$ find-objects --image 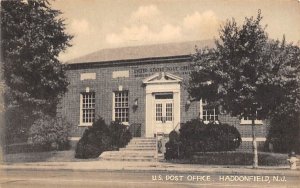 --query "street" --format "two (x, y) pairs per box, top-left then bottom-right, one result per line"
(0, 169), (299, 188)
